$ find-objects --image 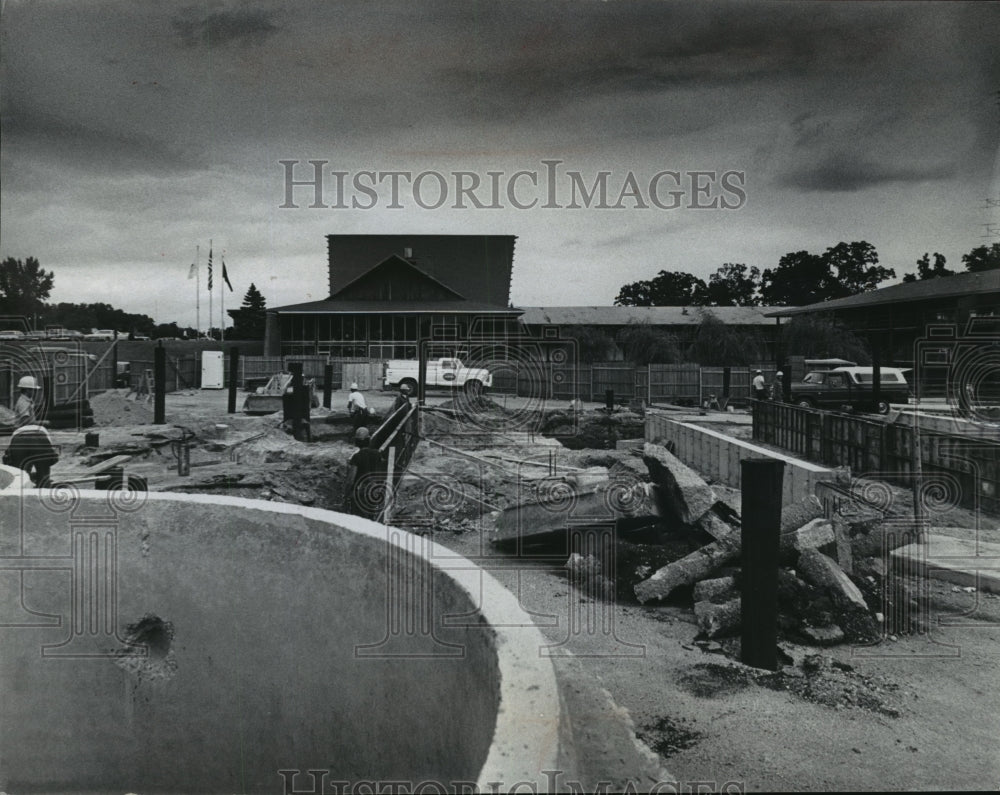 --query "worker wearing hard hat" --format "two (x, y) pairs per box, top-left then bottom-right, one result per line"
(772, 371), (785, 401)
(392, 382), (412, 414)
(14, 375), (42, 429)
(3, 422), (59, 487)
(752, 369), (767, 401)
(342, 425), (386, 520)
(347, 382), (368, 430)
